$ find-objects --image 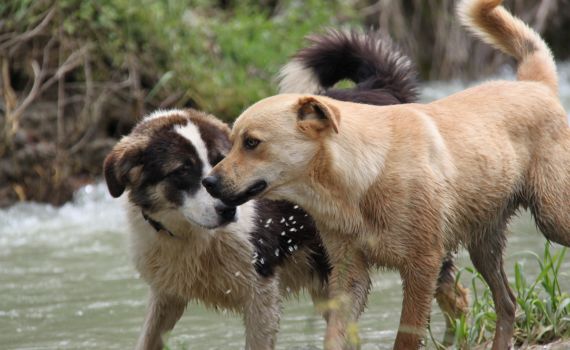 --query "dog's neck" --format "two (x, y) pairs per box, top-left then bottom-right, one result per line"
(272, 171), (371, 235)
(281, 181), (363, 233)
(313, 114), (390, 196)
(274, 120), (391, 234)
(308, 125), (389, 212)
(141, 211), (176, 237)
(132, 201), (257, 250)
(132, 206), (213, 245)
